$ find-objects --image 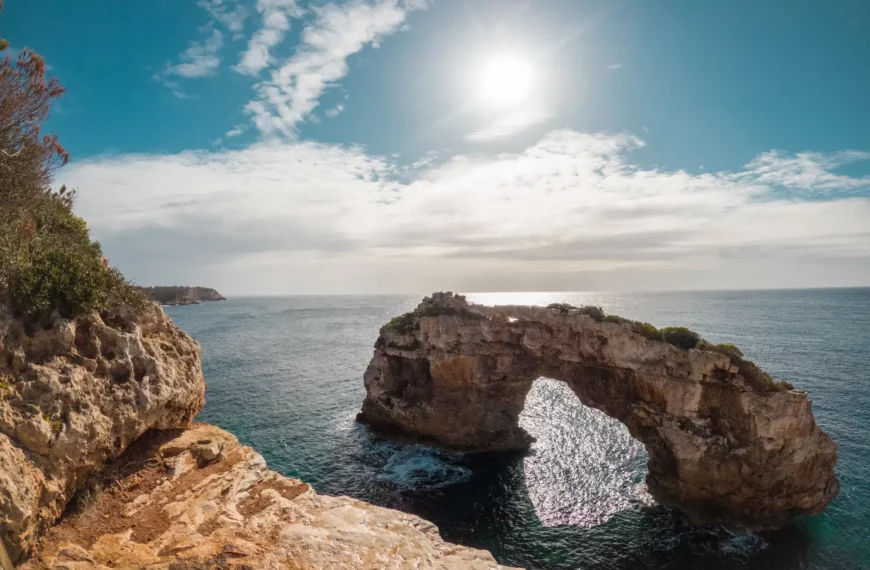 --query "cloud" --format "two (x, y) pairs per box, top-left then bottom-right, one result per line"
(155, 27), (224, 96)
(61, 130), (870, 292)
(155, 1), (248, 96)
(244, 0), (427, 136)
(739, 150), (870, 193)
(234, 0), (303, 76)
(325, 103), (345, 118)
(197, 0), (248, 39)
(225, 126), (245, 137)
(608, 63), (622, 69)
(465, 106), (553, 142)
